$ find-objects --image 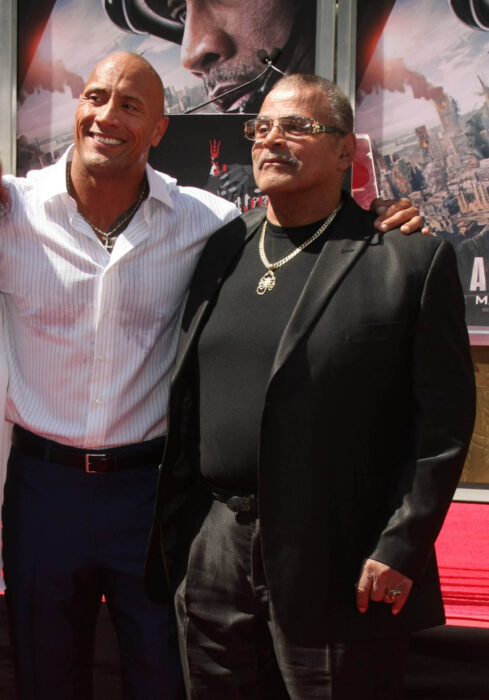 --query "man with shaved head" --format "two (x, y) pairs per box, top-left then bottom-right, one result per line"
(0, 53), (425, 698)
(0, 52), (238, 699)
